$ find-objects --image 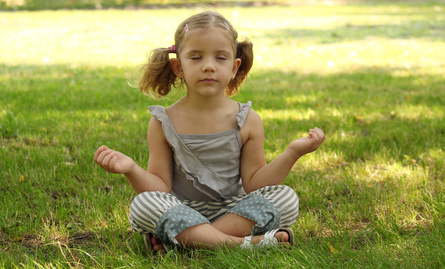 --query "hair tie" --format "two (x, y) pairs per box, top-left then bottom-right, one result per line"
(168, 45), (176, 53)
